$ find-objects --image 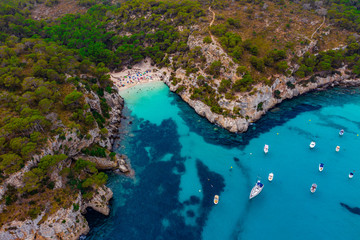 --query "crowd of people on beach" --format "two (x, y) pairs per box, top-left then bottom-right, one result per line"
(111, 68), (162, 89)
